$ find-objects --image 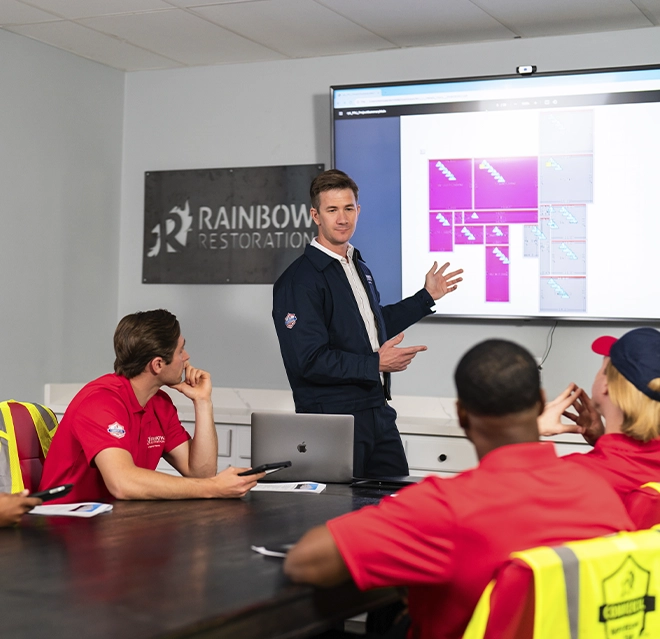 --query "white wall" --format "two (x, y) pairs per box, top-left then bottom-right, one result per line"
(0, 29), (124, 402)
(121, 26), (660, 399)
